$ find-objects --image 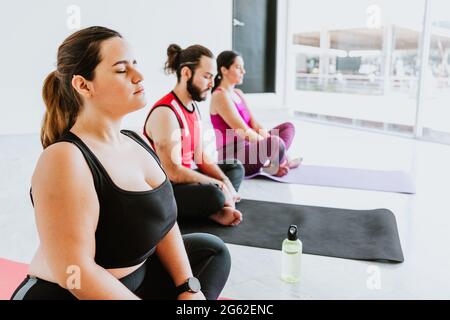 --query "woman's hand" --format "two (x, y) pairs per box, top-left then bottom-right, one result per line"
(245, 128), (264, 143)
(178, 291), (206, 300)
(258, 128), (270, 139)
